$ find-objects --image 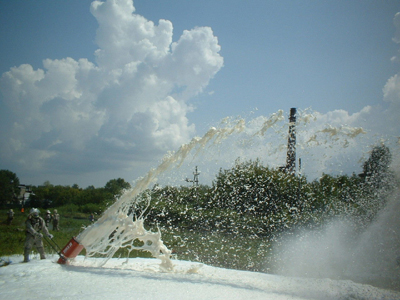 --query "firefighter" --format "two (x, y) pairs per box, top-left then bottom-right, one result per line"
(52, 209), (60, 231)
(7, 209), (14, 225)
(44, 210), (52, 228)
(24, 208), (53, 262)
